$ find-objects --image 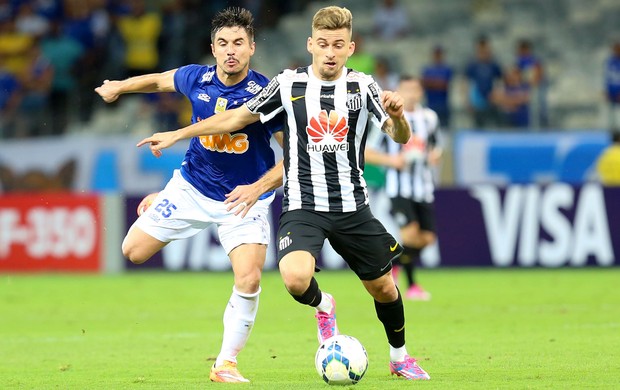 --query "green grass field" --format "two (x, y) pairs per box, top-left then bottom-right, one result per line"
(2, 268), (619, 389)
